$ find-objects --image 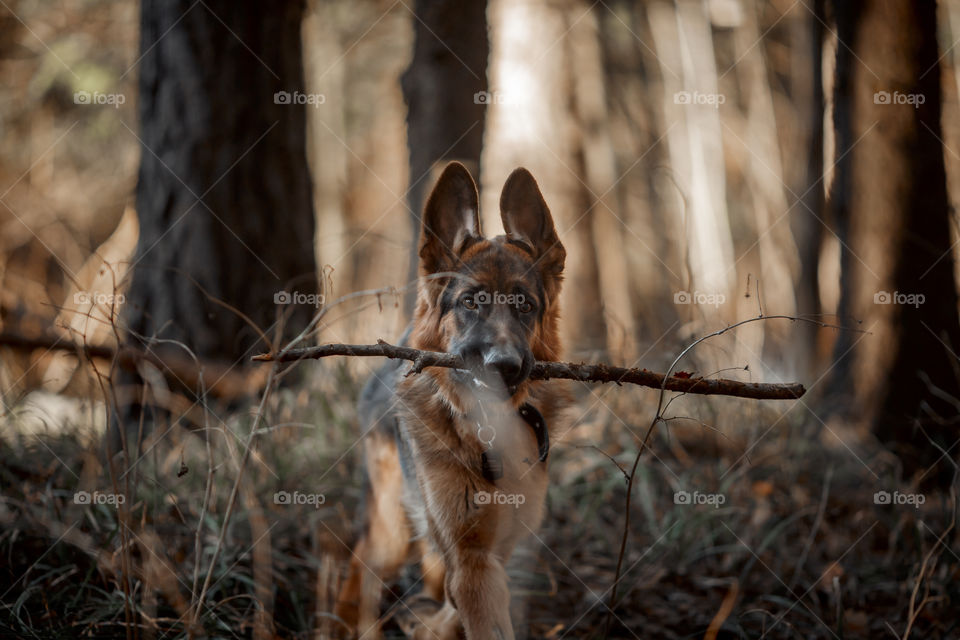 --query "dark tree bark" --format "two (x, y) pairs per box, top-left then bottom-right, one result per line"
(830, 0), (960, 486)
(791, 0), (825, 379)
(400, 0), (489, 316)
(826, 0), (857, 404)
(115, 0), (317, 443)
